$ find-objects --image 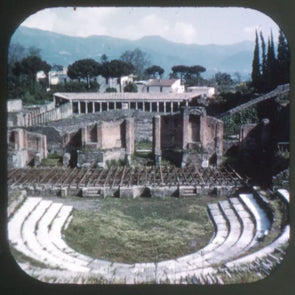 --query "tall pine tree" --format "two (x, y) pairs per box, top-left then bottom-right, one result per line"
(251, 30), (261, 92)
(277, 29), (290, 85)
